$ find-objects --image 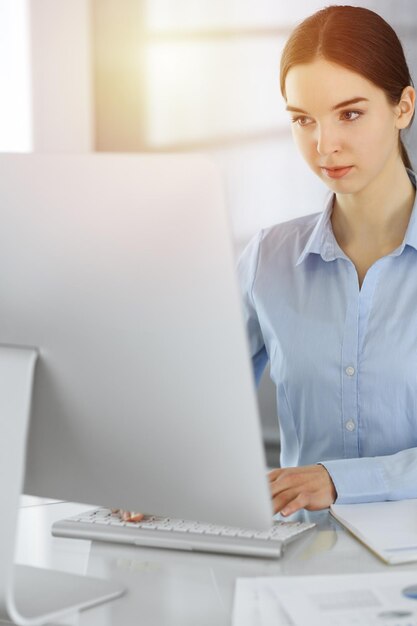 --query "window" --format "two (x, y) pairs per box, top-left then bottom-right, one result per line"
(0, 0), (32, 152)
